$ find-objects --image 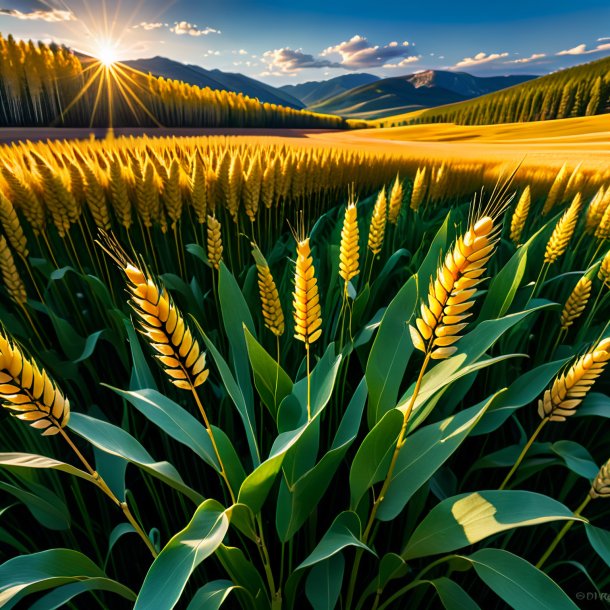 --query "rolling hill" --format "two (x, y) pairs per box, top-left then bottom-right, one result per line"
(308, 70), (536, 119)
(279, 73), (380, 106)
(123, 56), (304, 109)
(376, 55), (610, 127)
